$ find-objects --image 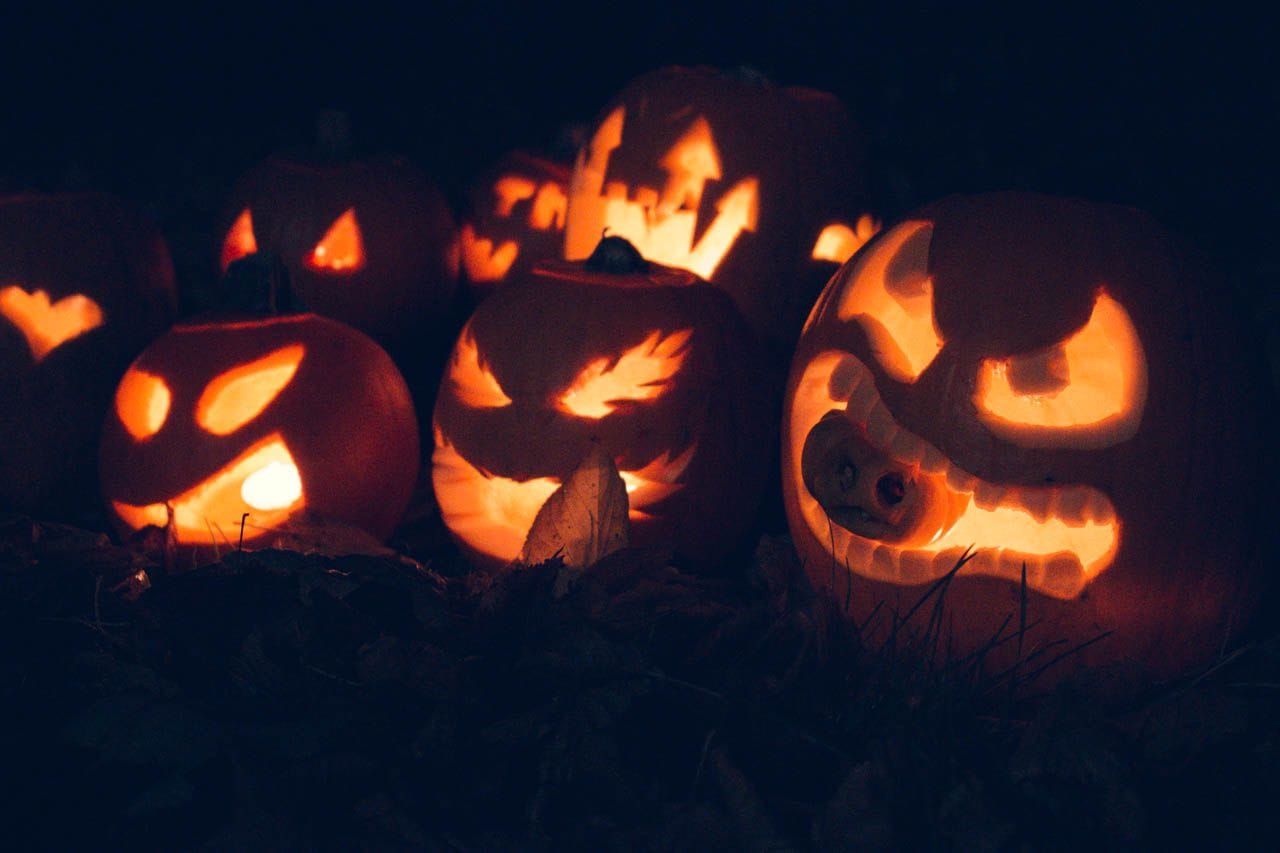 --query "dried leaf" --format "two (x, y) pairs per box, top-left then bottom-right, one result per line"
(260, 511), (410, 562)
(520, 444), (629, 585)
